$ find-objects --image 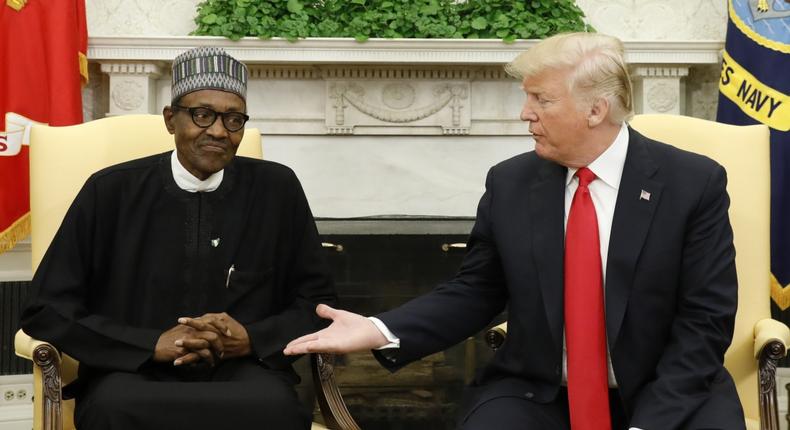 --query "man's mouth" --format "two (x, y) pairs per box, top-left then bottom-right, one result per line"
(199, 142), (228, 153)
